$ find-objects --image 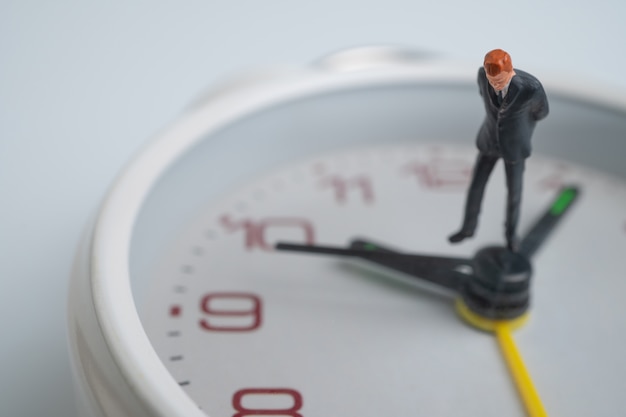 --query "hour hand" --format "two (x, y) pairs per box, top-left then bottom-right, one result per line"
(275, 238), (471, 292)
(518, 186), (579, 258)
